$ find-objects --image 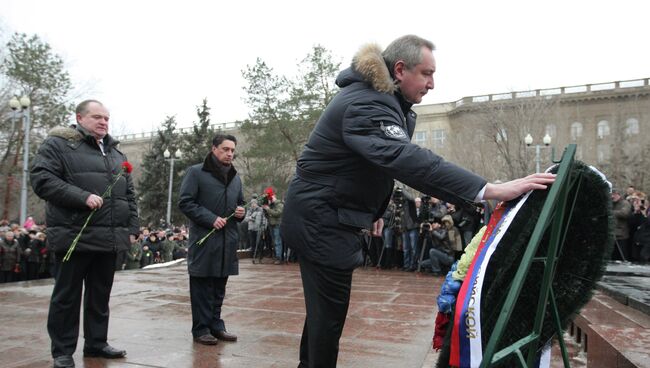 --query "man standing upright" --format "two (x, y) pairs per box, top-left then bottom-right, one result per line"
(611, 188), (632, 260)
(262, 191), (284, 264)
(281, 35), (555, 368)
(31, 100), (139, 368)
(179, 134), (245, 345)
